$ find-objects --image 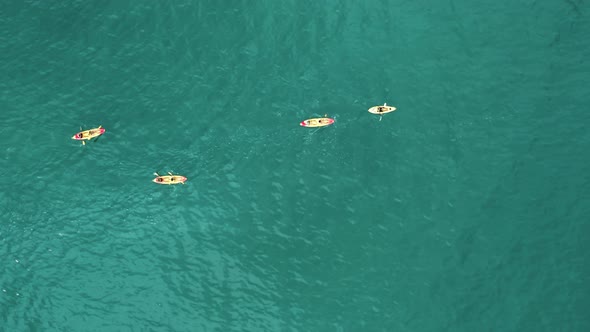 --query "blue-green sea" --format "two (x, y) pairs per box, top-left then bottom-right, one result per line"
(1, 1), (589, 331)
